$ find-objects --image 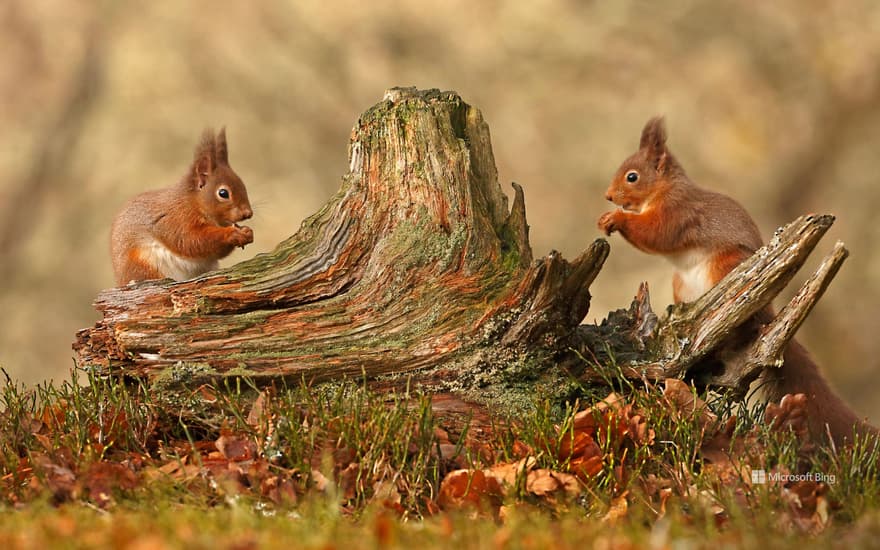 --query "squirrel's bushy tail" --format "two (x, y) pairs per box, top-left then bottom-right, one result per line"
(760, 339), (878, 447)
